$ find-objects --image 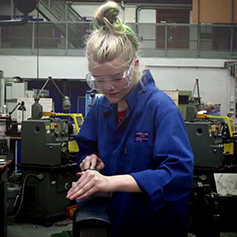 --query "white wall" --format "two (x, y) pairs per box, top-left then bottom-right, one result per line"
(0, 55), (87, 79)
(144, 58), (235, 116)
(72, 4), (99, 18)
(72, 3), (124, 20)
(139, 9), (156, 23)
(0, 55), (235, 117)
(71, 3), (156, 23)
